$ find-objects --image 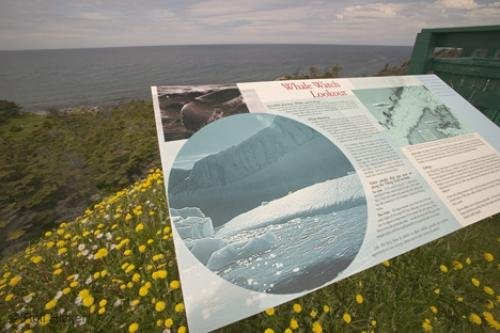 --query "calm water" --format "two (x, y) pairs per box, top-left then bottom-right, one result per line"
(0, 44), (412, 111)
